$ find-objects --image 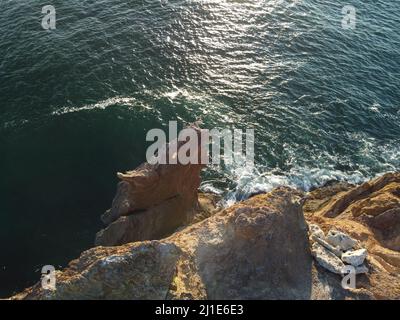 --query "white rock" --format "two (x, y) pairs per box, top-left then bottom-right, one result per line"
(309, 224), (325, 239)
(340, 264), (369, 275)
(341, 248), (367, 267)
(311, 234), (342, 257)
(326, 229), (357, 251)
(311, 242), (346, 274)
